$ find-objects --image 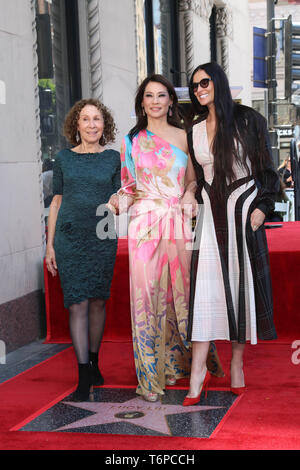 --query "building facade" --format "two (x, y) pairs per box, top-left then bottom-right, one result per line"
(249, 0), (300, 163)
(0, 0), (252, 352)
